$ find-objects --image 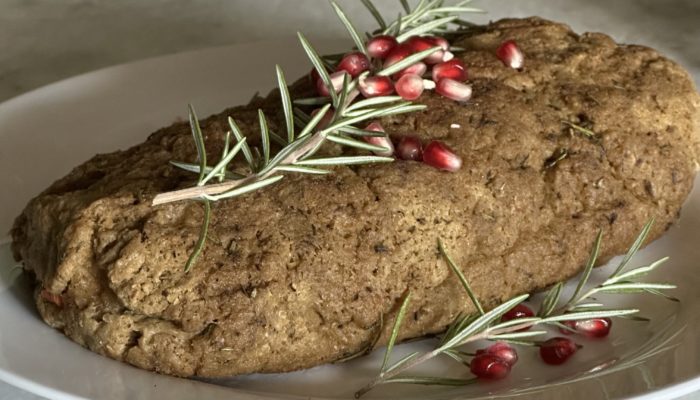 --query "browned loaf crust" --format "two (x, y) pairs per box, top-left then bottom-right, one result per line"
(11, 17), (700, 377)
